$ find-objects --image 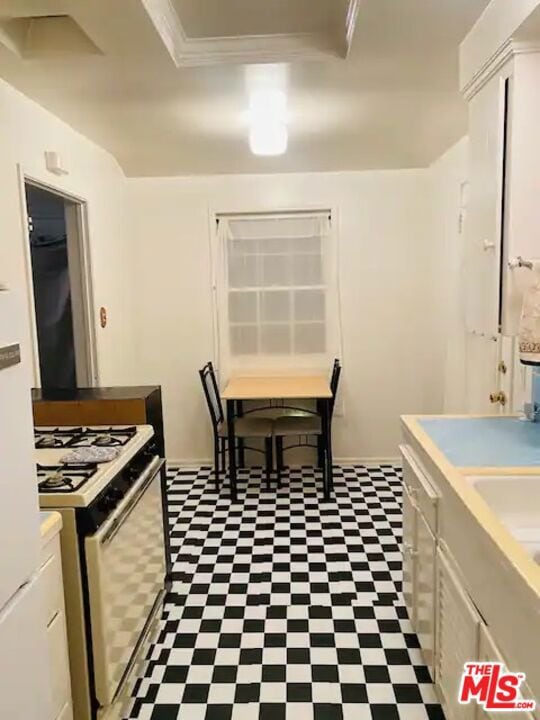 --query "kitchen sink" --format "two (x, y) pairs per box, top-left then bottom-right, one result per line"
(466, 475), (540, 563)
